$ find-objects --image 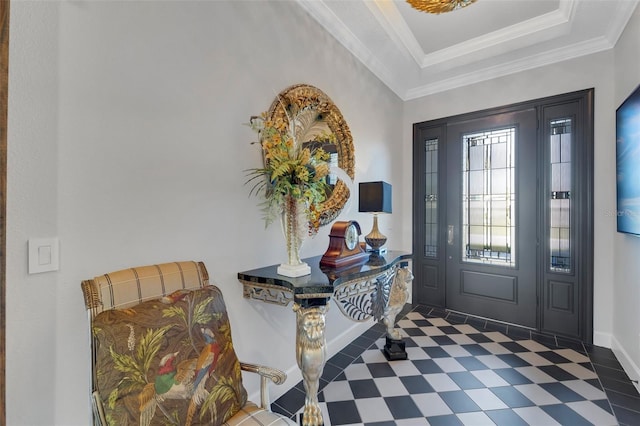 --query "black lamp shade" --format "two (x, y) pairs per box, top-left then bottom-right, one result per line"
(359, 181), (392, 213)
